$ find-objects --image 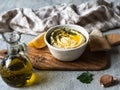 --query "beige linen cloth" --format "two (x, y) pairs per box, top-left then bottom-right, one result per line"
(0, 0), (120, 35)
